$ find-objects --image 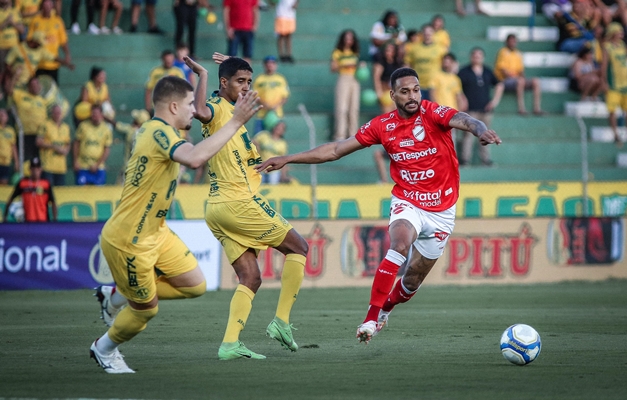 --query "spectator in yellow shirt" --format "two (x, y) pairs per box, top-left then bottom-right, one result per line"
(15, 0), (41, 26)
(431, 15), (451, 53)
(331, 29), (361, 141)
(430, 53), (467, 111)
(0, 108), (18, 184)
(253, 120), (290, 184)
(110, 108), (150, 183)
(0, 0), (25, 98)
(404, 24), (447, 101)
(494, 34), (543, 115)
(252, 55), (290, 133)
(145, 50), (186, 114)
(12, 76), (47, 162)
(4, 32), (54, 92)
(73, 105), (112, 185)
(27, 0), (73, 83)
(36, 104), (70, 185)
